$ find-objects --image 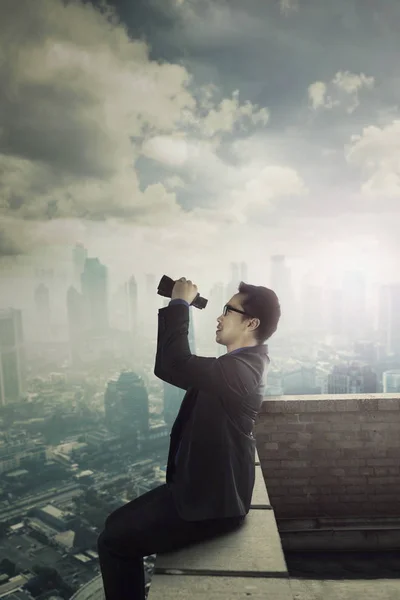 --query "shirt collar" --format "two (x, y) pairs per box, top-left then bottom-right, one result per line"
(228, 345), (268, 355)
